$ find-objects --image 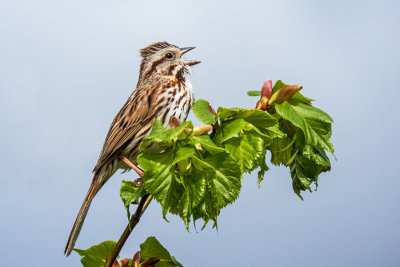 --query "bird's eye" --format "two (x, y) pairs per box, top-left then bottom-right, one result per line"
(165, 53), (173, 59)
